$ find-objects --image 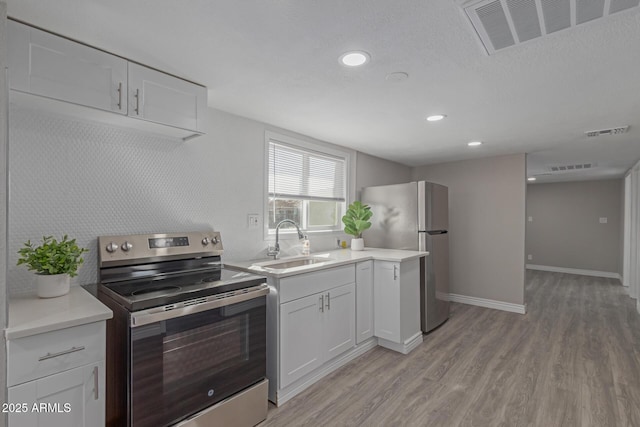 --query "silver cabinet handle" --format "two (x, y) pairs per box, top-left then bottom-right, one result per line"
(38, 346), (85, 361)
(326, 292), (330, 310)
(134, 88), (140, 115)
(393, 265), (398, 280)
(93, 366), (99, 400)
(116, 82), (122, 110)
(319, 295), (324, 312)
